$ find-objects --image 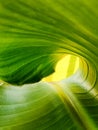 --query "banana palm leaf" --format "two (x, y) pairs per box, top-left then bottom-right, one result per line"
(0, 0), (98, 130)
